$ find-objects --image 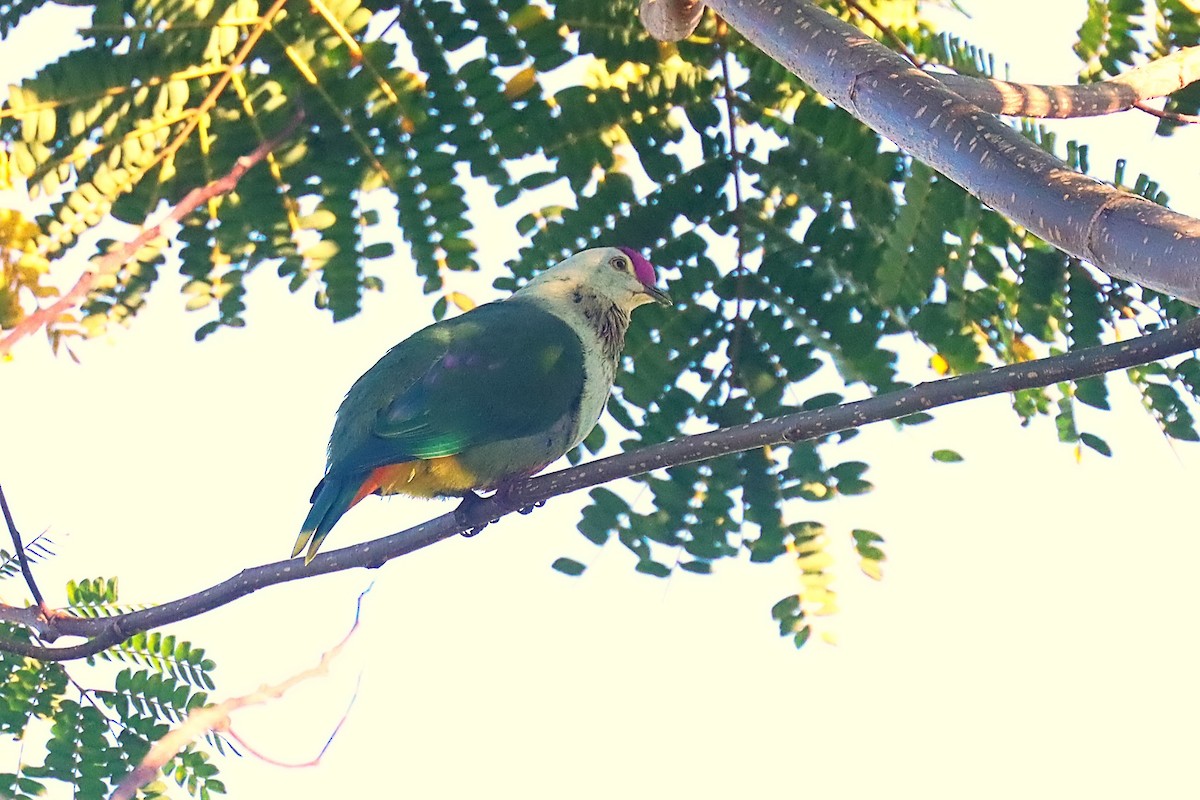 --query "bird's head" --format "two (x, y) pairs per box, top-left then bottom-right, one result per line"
(519, 246), (672, 312)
